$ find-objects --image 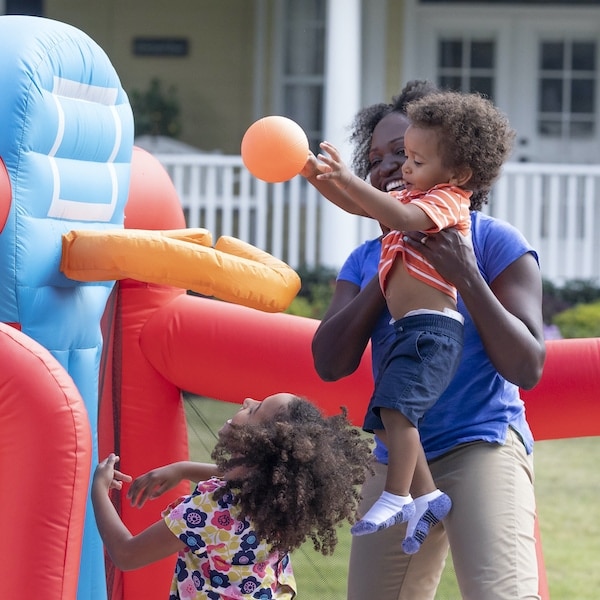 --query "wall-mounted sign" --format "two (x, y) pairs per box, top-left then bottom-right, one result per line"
(133, 38), (189, 57)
